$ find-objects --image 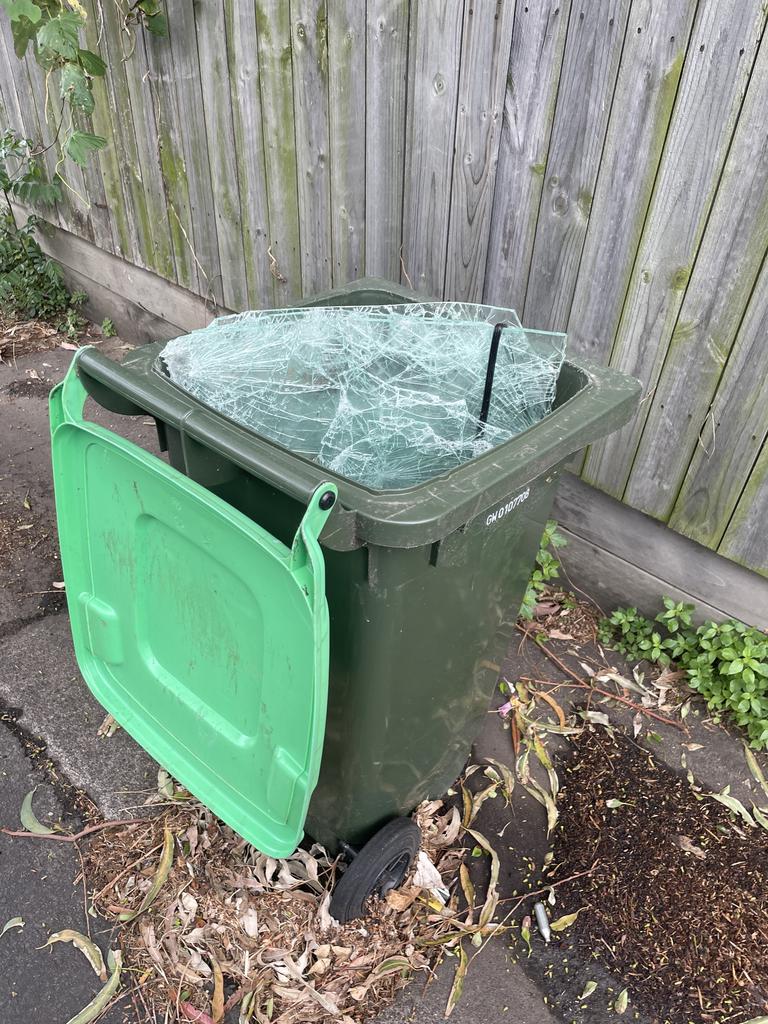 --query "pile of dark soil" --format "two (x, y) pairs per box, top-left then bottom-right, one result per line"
(549, 730), (768, 1024)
